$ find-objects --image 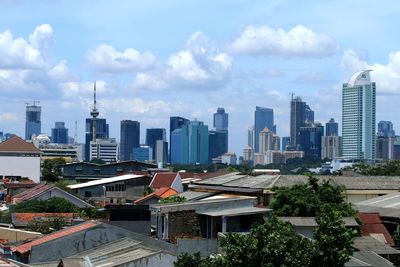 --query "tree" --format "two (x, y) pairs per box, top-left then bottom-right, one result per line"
(42, 158), (66, 182)
(159, 195), (186, 204)
(26, 216), (67, 234)
(312, 205), (357, 267)
(12, 197), (79, 213)
(270, 175), (356, 217)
